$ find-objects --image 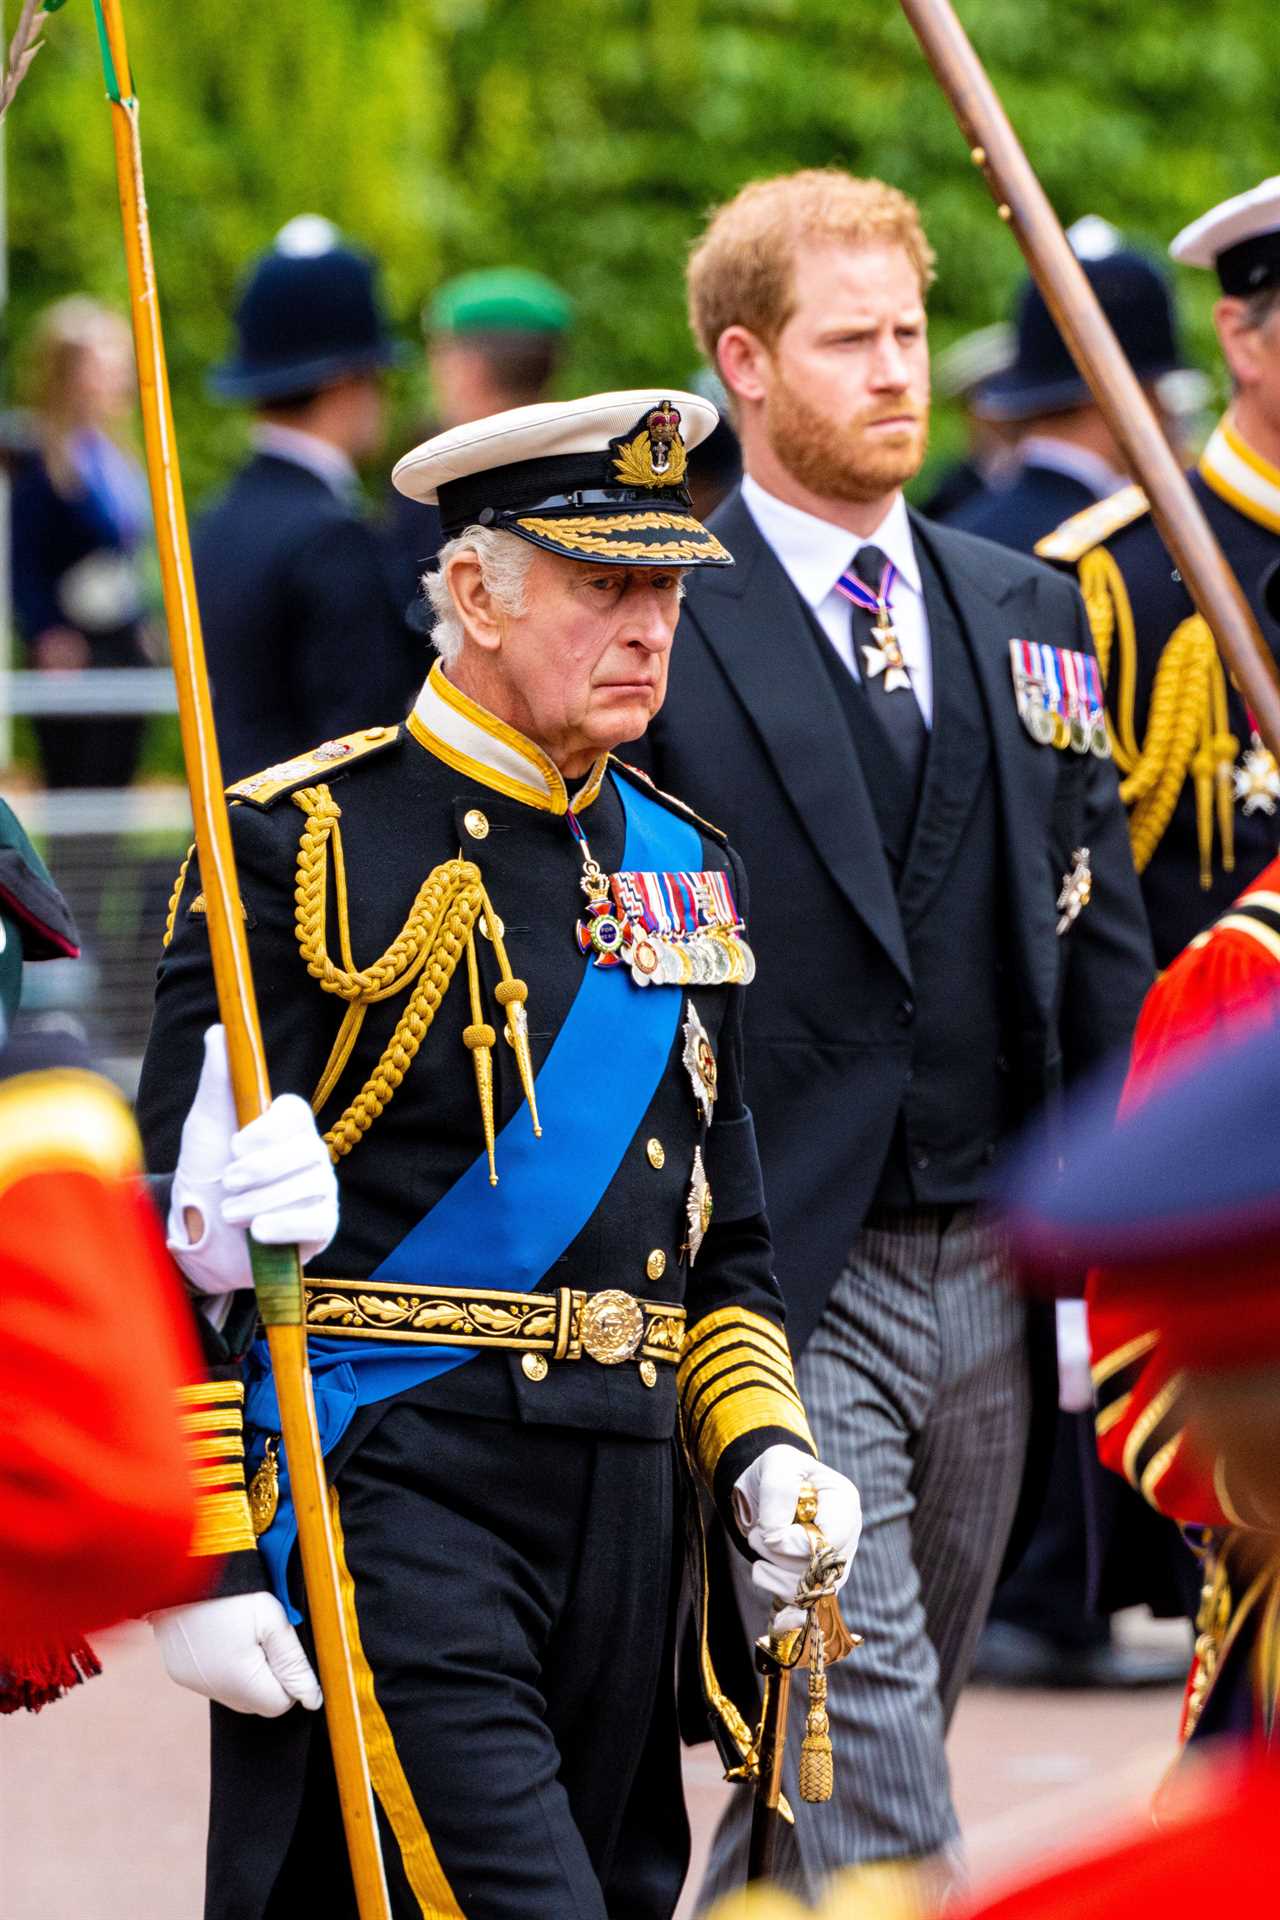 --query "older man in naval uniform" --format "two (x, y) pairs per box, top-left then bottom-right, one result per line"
(137, 389), (861, 1920)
